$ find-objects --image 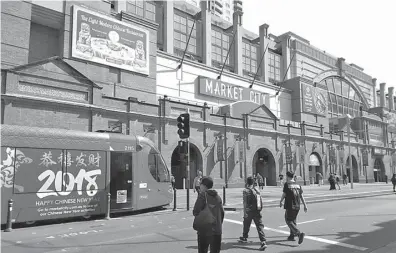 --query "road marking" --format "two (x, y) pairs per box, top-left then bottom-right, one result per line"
(278, 218), (325, 228)
(224, 218), (368, 251)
